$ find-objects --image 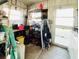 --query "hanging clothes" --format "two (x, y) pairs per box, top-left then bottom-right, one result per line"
(0, 19), (18, 59)
(32, 24), (41, 46)
(2, 25), (18, 59)
(24, 25), (30, 44)
(42, 19), (51, 48)
(0, 11), (17, 59)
